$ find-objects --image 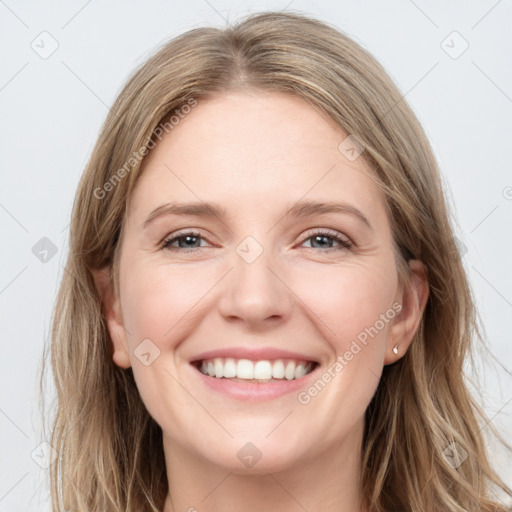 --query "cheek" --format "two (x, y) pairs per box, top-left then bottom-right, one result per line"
(288, 261), (398, 441)
(291, 257), (397, 360)
(118, 259), (217, 423)
(119, 255), (223, 370)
